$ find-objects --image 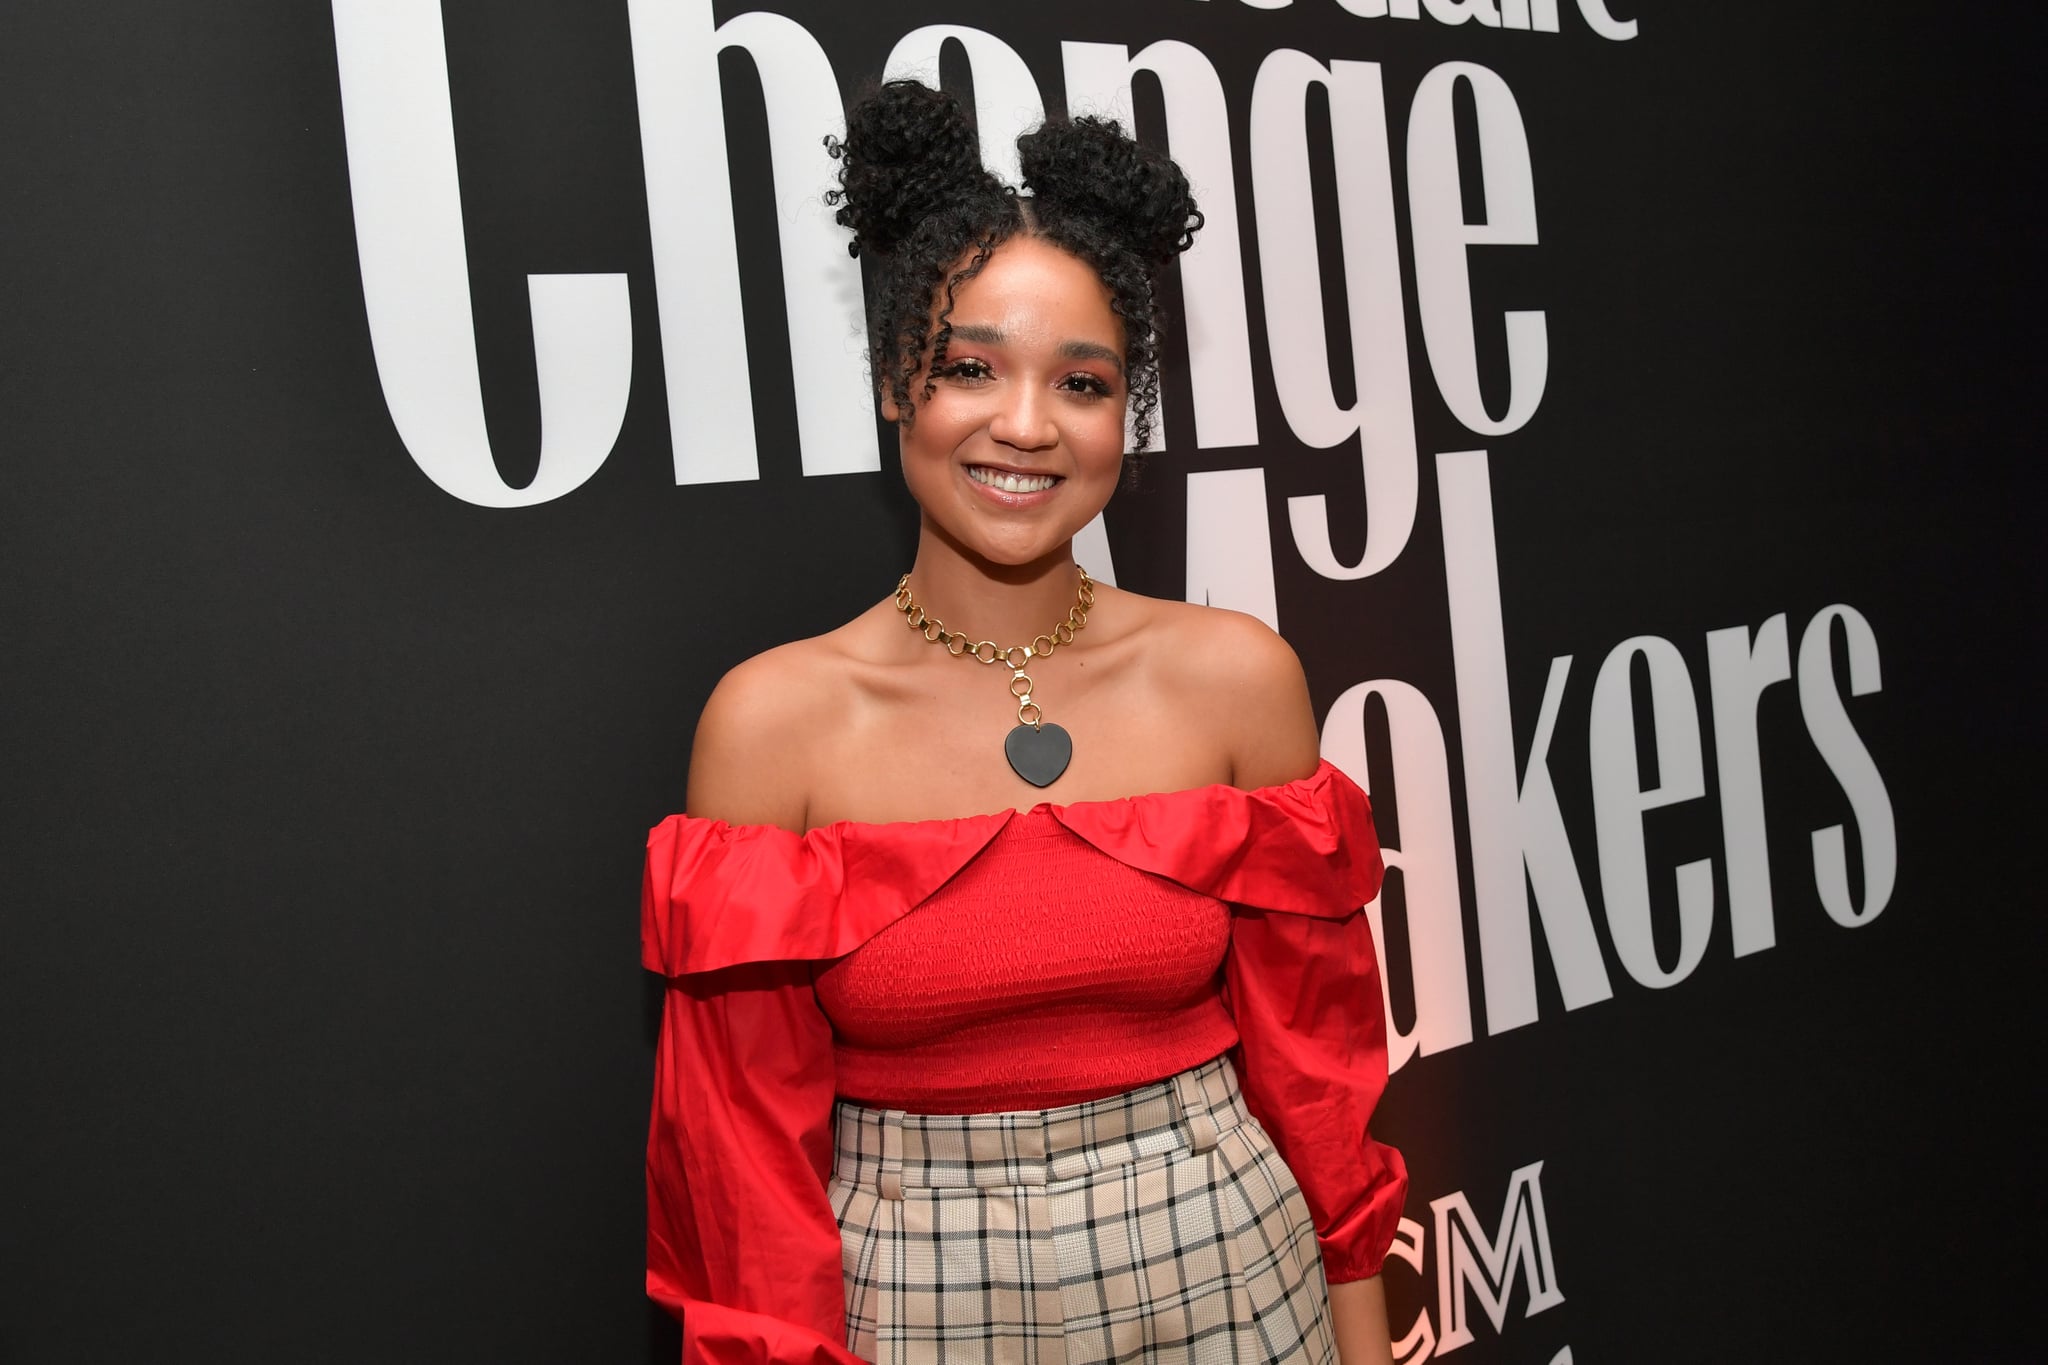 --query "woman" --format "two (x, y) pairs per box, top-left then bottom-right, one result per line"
(643, 81), (1406, 1365)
